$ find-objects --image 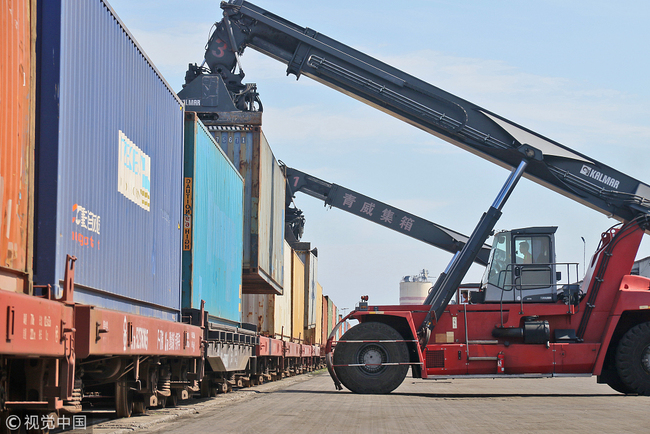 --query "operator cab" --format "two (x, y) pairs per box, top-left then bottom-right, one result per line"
(480, 227), (558, 303)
